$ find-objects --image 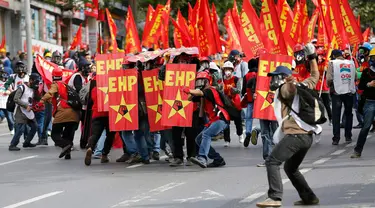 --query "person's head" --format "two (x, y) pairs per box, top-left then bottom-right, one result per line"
(51, 50), (62, 65)
(15, 61), (27, 78)
(44, 52), (52, 62)
(248, 58), (259, 73)
(52, 68), (63, 81)
(29, 73), (41, 90)
(195, 70), (212, 90)
(369, 48), (375, 69)
(223, 61), (234, 78)
(199, 57), (211, 69)
(267, 66), (293, 91)
(6, 52), (10, 58)
(78, 58), (91, 77)
(344, 48), (351, 60)
(145, 59), (156, 70)
(330, 49), (343, 60)
(19, 52), (26, 60)
(1, 72), (8, 82)
(208, 62), (220, 74)
(228, 50), (241, 65)
(311, 39), (318, 48)
(293, 44), (305, 65)
(316, 48), (326, 64)
(177, 53), (191, 64)
(358, 42), (373, 64)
